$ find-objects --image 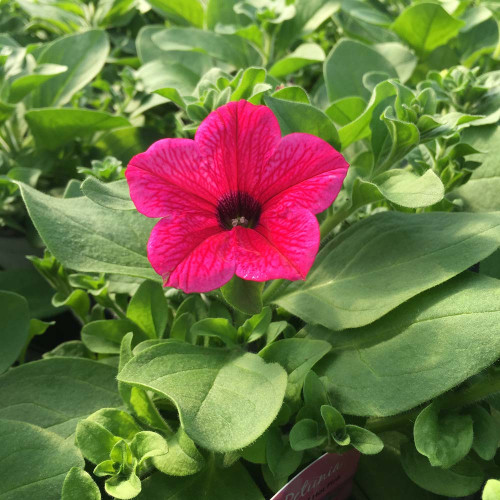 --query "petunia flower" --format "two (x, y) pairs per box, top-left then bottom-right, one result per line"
(126, 100), (349, 293)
